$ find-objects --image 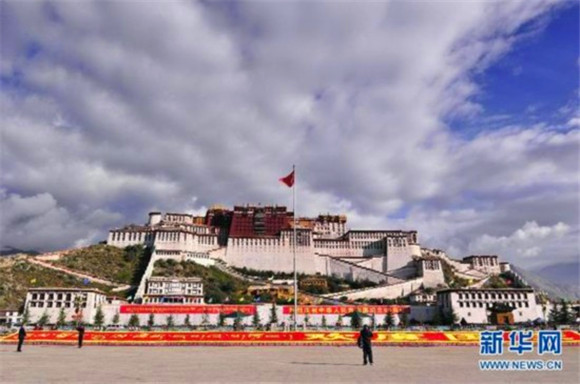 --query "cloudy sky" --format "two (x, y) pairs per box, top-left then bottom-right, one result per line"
(1, 0), (578, 269)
